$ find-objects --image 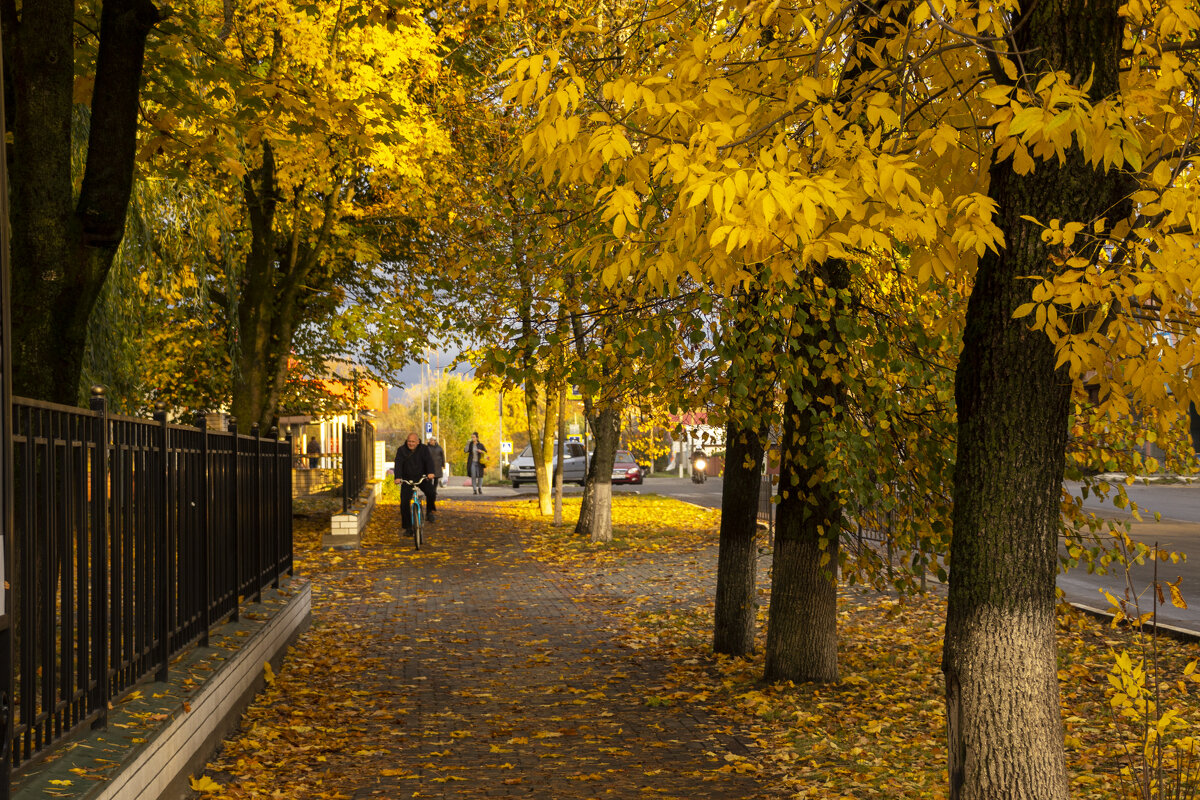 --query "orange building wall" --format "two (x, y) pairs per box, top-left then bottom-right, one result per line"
(318, 377), (389, 413)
